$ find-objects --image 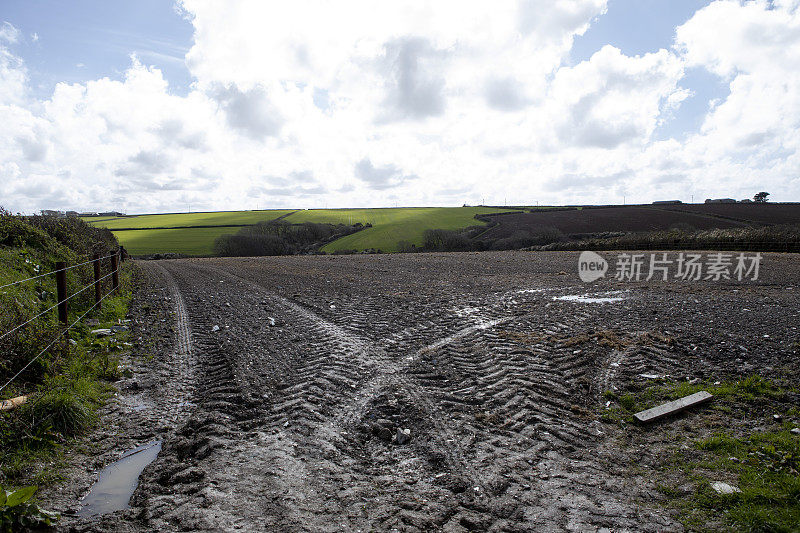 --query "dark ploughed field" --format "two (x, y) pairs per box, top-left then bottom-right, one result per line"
(49, 251), (800, 532)
(479, 204), (800, 241)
